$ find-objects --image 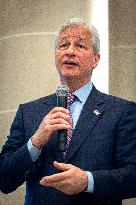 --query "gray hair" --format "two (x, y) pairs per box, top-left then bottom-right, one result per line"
(55, 18), (100, 53)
